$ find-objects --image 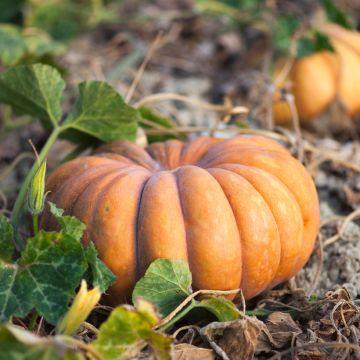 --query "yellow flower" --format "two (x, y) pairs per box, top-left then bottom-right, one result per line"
(58, 280), (101, 335)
